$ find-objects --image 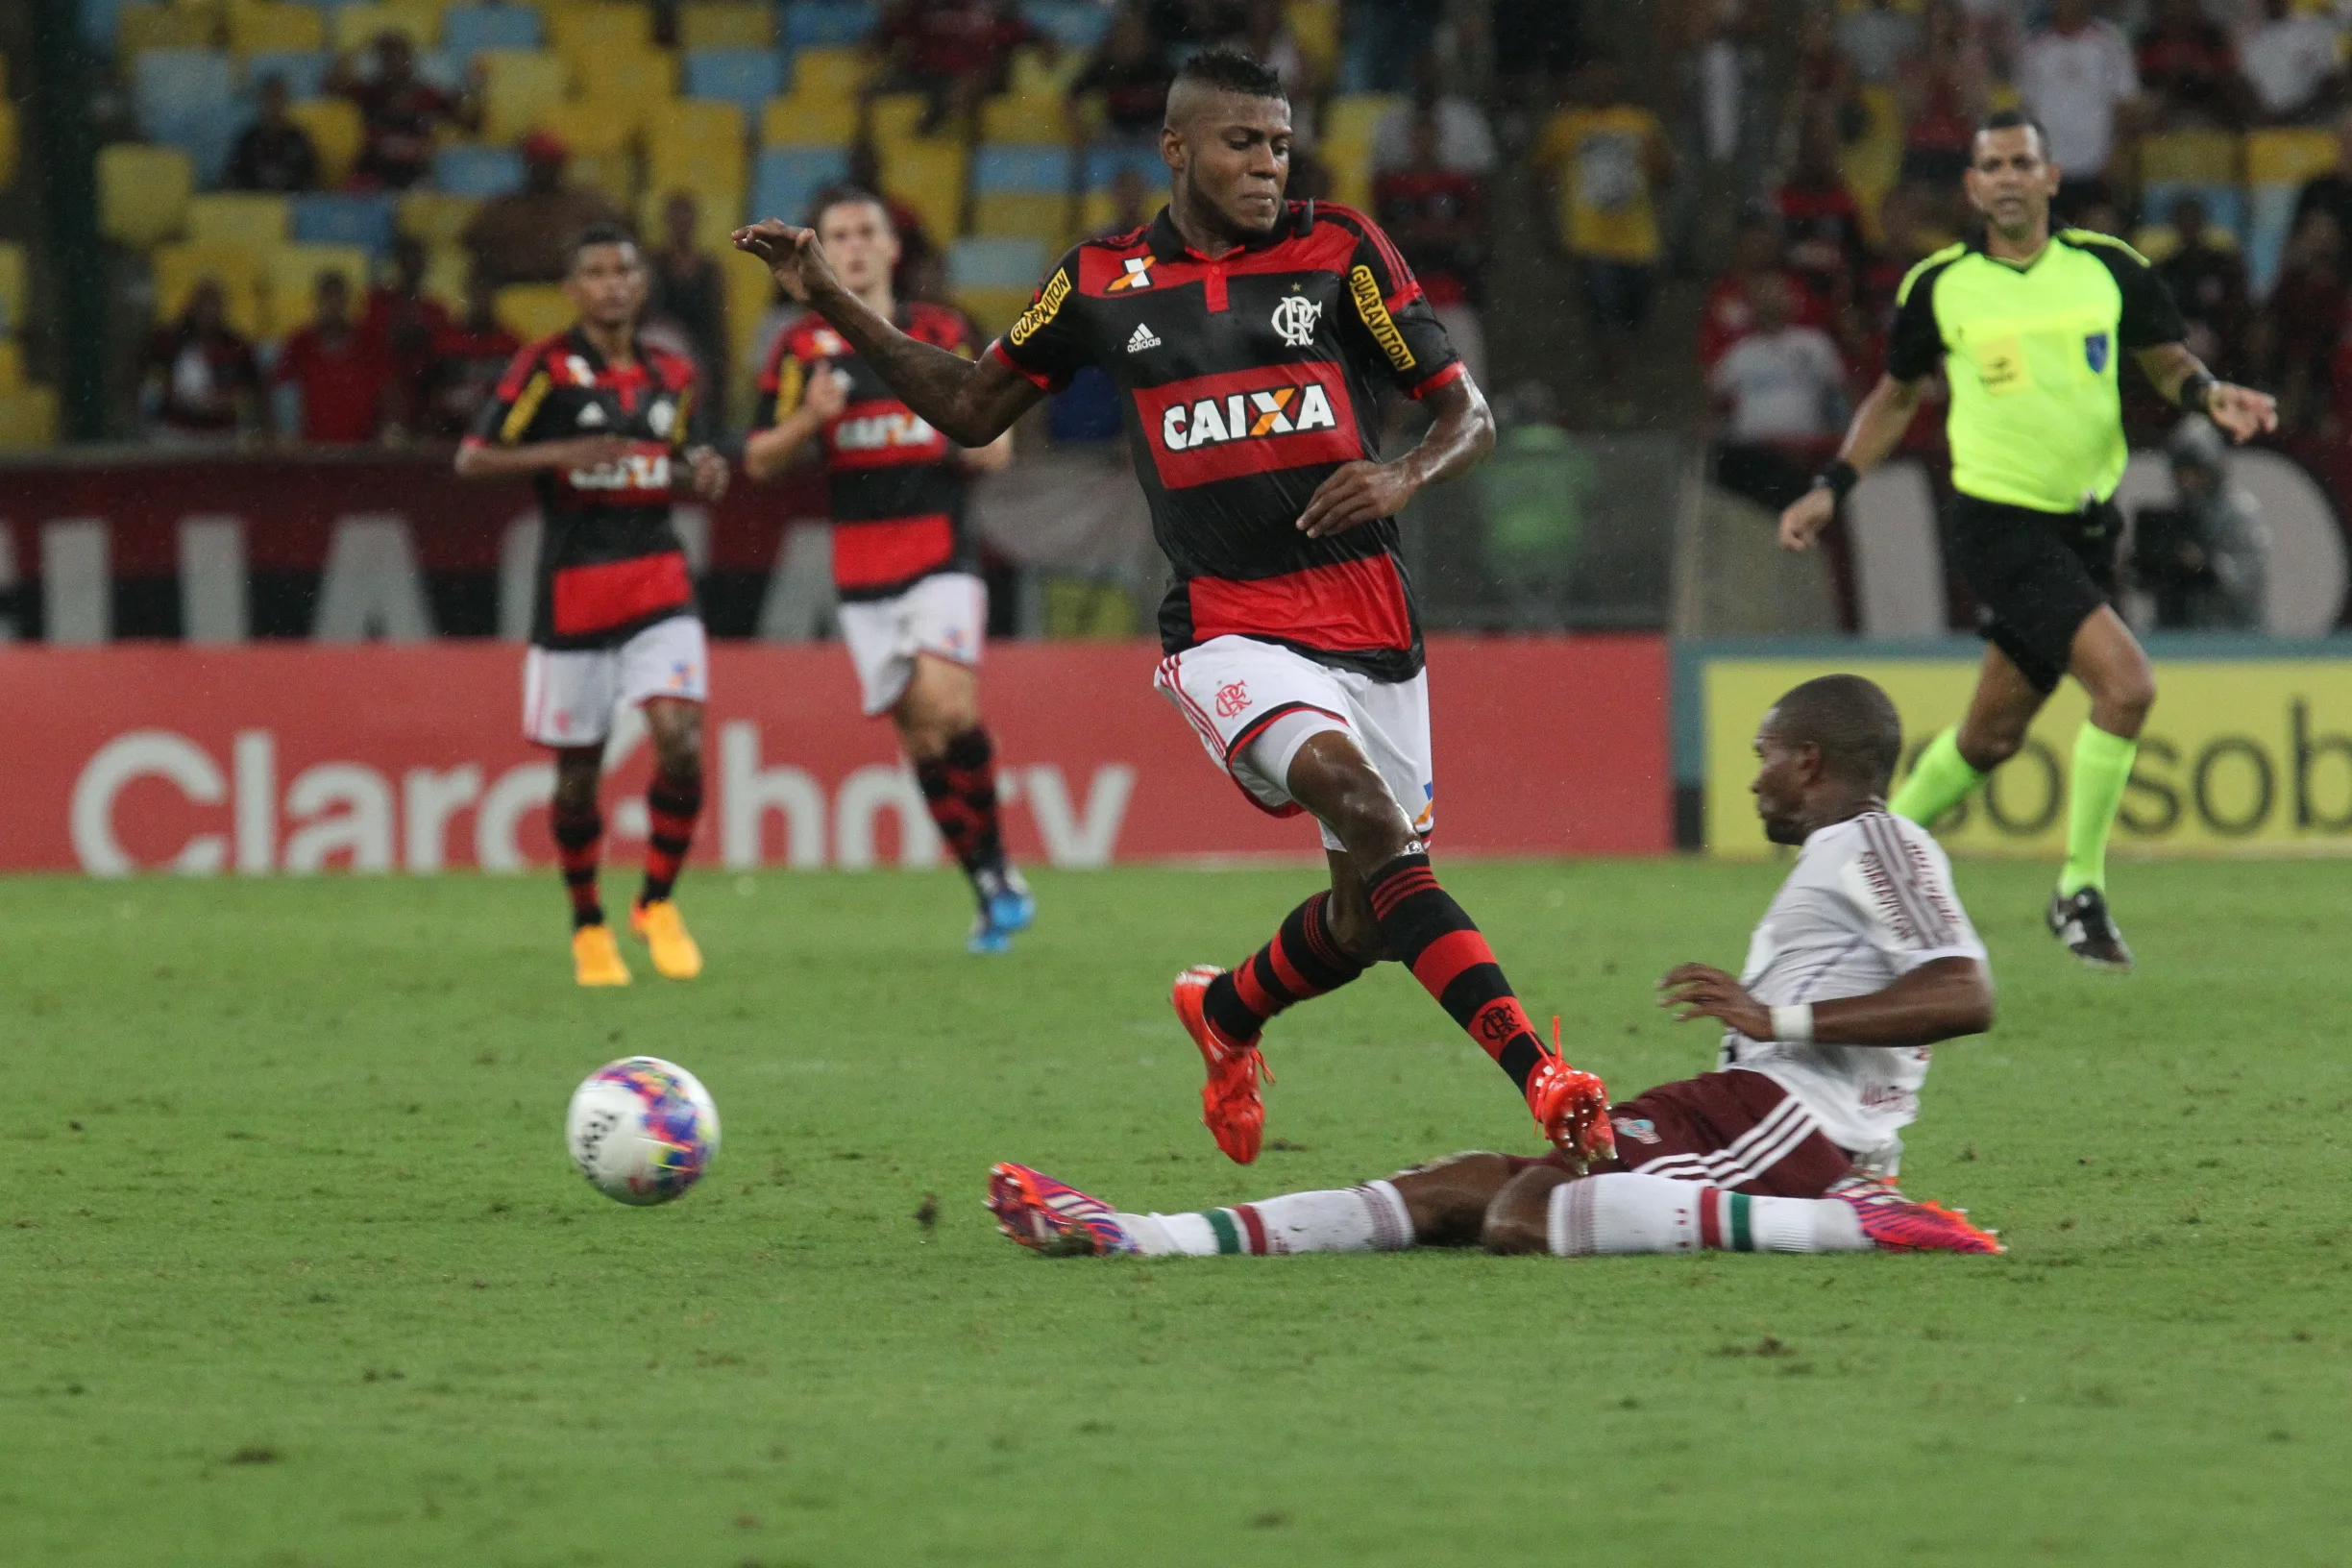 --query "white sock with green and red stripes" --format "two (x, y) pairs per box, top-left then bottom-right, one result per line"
(1548, 1173), (1869, 1256)
(1118, 1181), (1415, 1257)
